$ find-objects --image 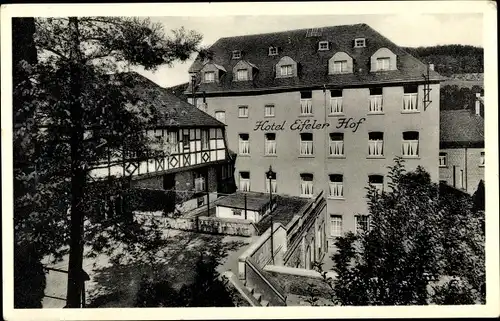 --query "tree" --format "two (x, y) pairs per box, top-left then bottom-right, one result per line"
(133, 250), (236, 307)
(473, 179), (485, 212)
(315, 158), (485, 305)
(13, 16), (204, 307)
